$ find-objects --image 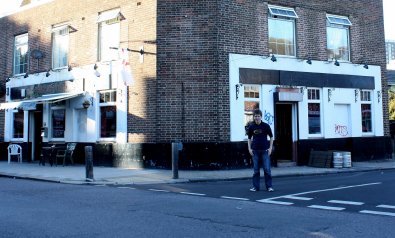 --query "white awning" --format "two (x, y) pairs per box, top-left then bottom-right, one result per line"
(0, 92), (85, 110)
(97, 9), (125, 23)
